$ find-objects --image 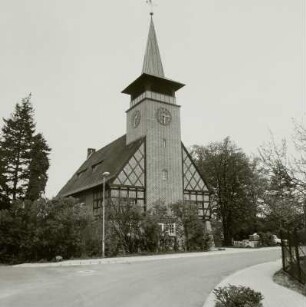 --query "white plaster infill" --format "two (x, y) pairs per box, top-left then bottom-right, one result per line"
(203, 259), (306, 307)
(14, 247), (280, 268)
